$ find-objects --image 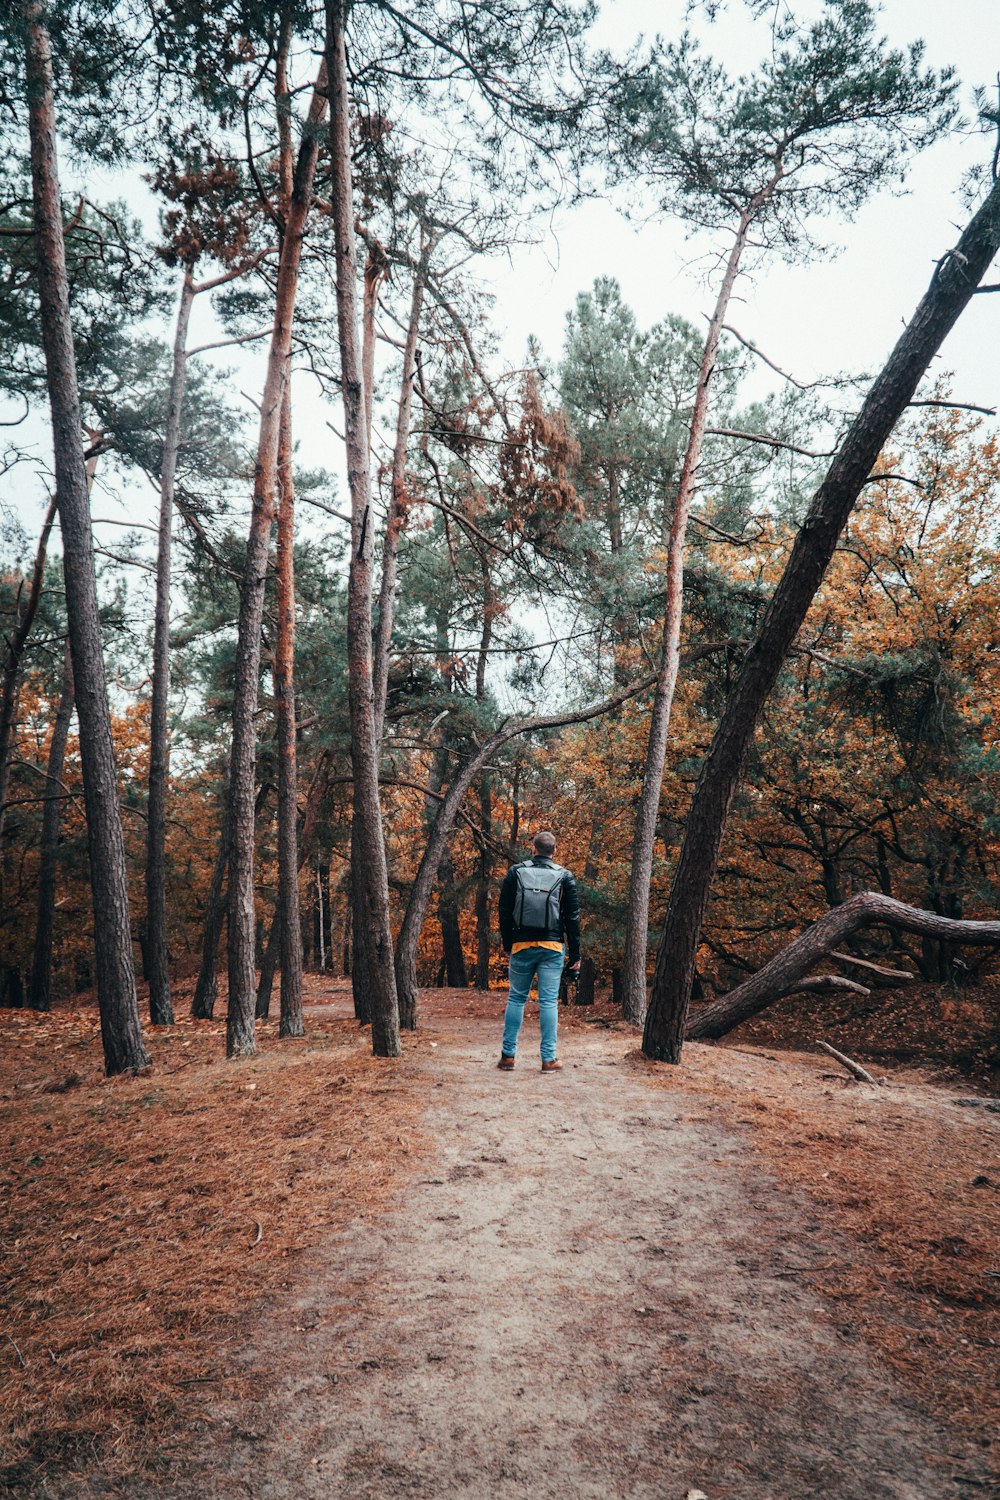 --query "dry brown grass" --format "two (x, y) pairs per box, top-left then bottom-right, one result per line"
(0, 982), (428, 1491)
(631, 1038), (1000, 1455)
(4, 975), (997, 1489)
